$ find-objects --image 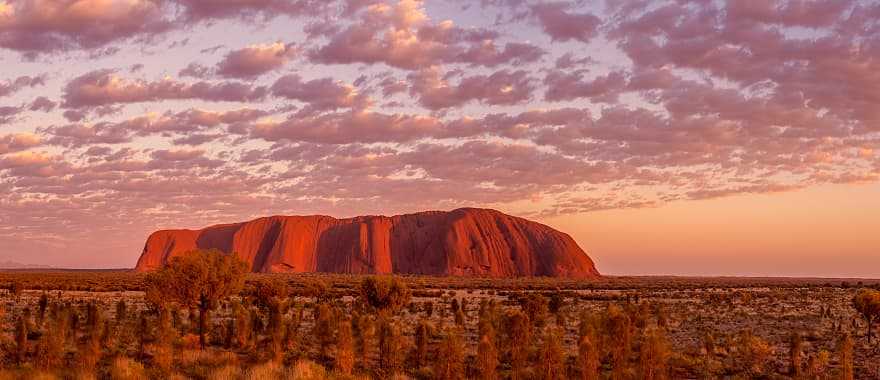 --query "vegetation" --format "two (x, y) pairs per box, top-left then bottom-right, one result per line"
(0, 271), (877, 378)
(144, 249), (249, 348)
